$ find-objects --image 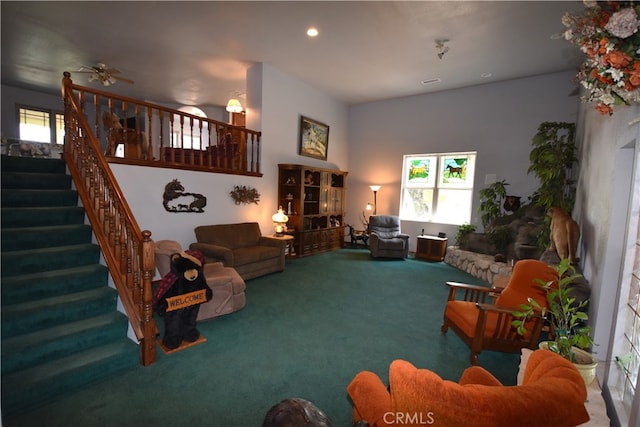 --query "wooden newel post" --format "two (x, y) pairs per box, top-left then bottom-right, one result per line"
(140, 230), (157, 366)
(62, 72), (72, 98)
